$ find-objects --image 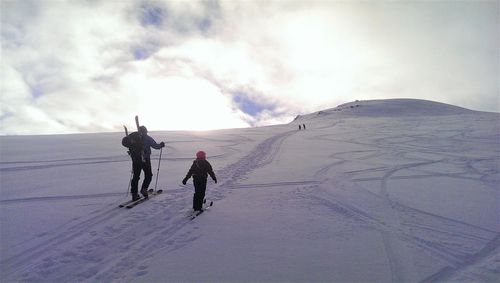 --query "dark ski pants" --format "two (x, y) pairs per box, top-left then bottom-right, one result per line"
(131, 157), (153, 197)
(193, 177), (207, 211)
